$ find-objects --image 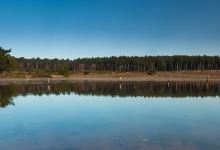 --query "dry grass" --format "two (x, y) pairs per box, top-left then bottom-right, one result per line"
(1, 70), (220, 81)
